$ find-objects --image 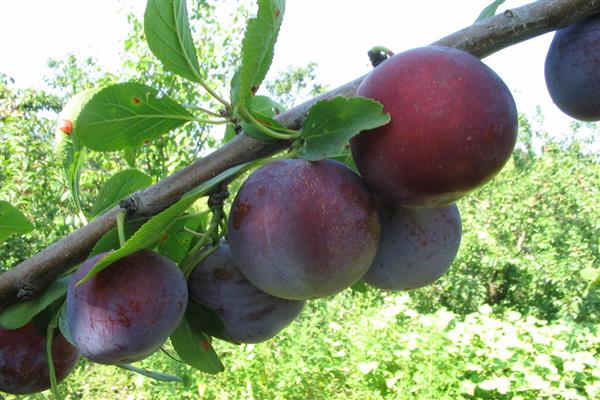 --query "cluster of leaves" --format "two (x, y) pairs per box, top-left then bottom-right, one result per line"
(5, 291), (598, 400)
